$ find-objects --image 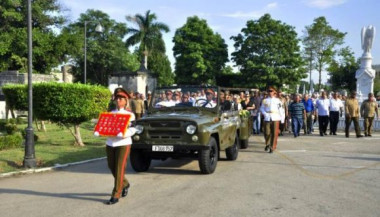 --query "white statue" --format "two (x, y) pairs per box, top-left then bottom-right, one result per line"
(361, 25), (375, 54)
(356, 25), (376, 103)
